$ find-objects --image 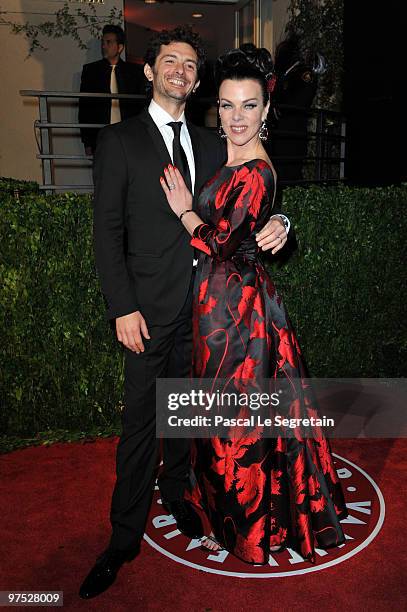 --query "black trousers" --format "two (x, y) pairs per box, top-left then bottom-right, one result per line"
(109, 273), (194, 553)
